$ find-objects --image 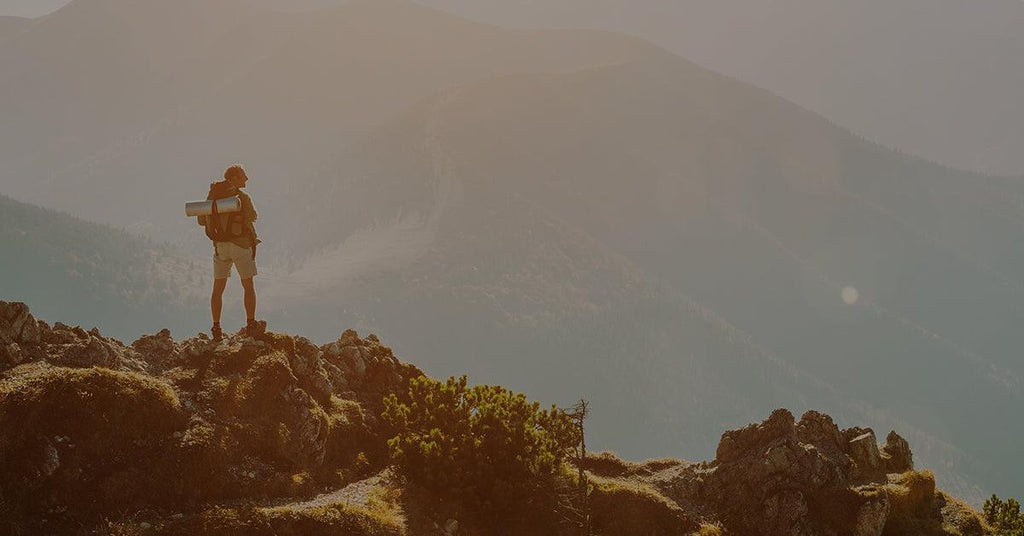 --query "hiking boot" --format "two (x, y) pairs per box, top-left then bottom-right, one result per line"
(245, 319), (266, 339)
(211, 324), (223, 340)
